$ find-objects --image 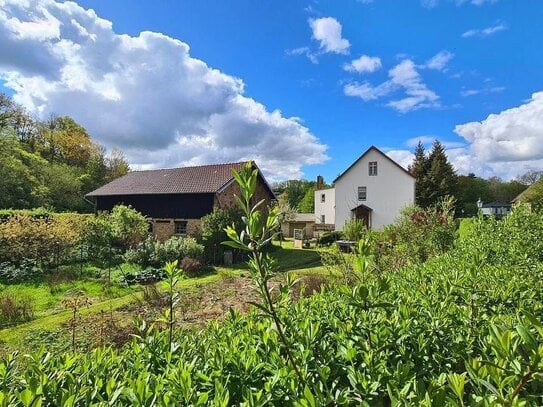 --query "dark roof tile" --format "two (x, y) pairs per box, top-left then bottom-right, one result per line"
(87, 161), (247, 196)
